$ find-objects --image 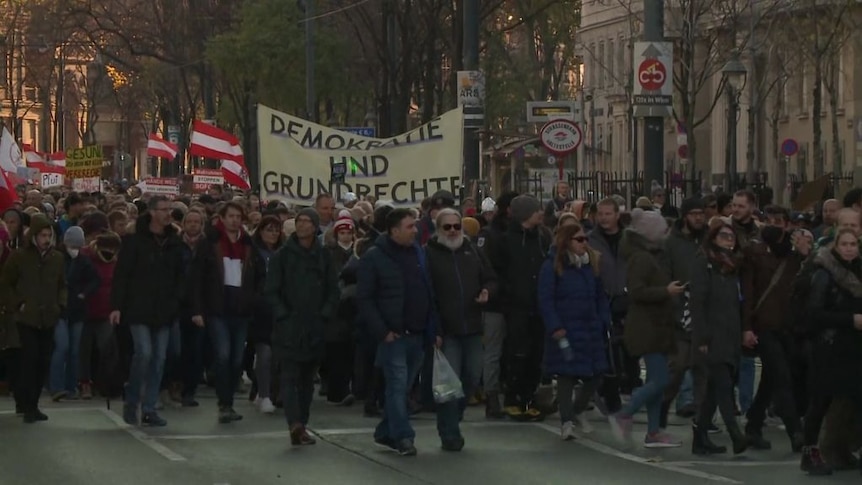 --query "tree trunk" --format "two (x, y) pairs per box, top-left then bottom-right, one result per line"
(827, 53), (841, 175)
(812, 53), (823, 175)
